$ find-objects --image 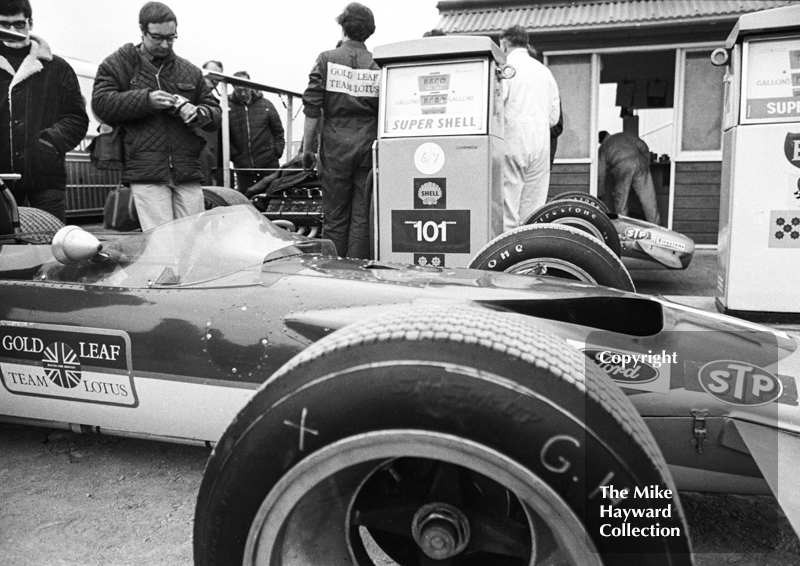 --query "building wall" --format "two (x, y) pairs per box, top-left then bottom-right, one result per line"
(672, 162), (722, 245)
(548, 163), (591, 198)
